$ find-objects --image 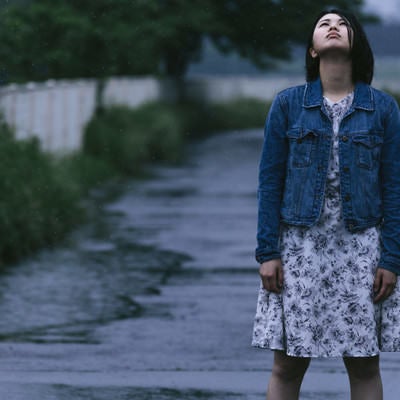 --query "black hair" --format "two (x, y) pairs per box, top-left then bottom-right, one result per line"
(305, 9), (374, 84)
